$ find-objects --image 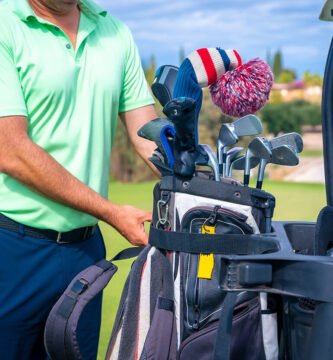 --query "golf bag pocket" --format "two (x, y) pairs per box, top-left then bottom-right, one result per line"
(178, 296), (266, 360)
(181, 206), (255, 337)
